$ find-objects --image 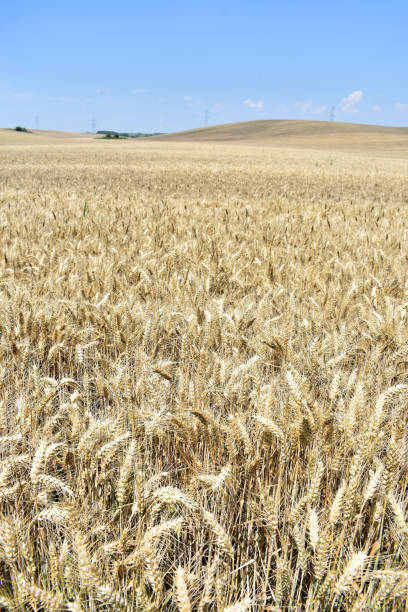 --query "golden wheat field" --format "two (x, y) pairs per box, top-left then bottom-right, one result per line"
(1, 133), (408, 611)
